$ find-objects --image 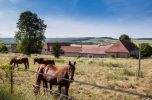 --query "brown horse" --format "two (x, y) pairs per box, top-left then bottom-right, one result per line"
(34, 58), (55, 65)
(10, 56), (29, 70)
(33, 61), (76, 99)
